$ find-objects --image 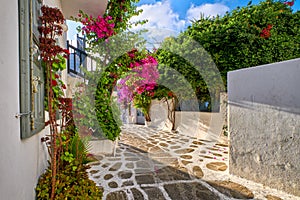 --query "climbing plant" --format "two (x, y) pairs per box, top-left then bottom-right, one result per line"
(72, 0), (150, 141)
(71, 0), (147, 48)
(93, 49), (158, 140)
(117, 51), (159, 122)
